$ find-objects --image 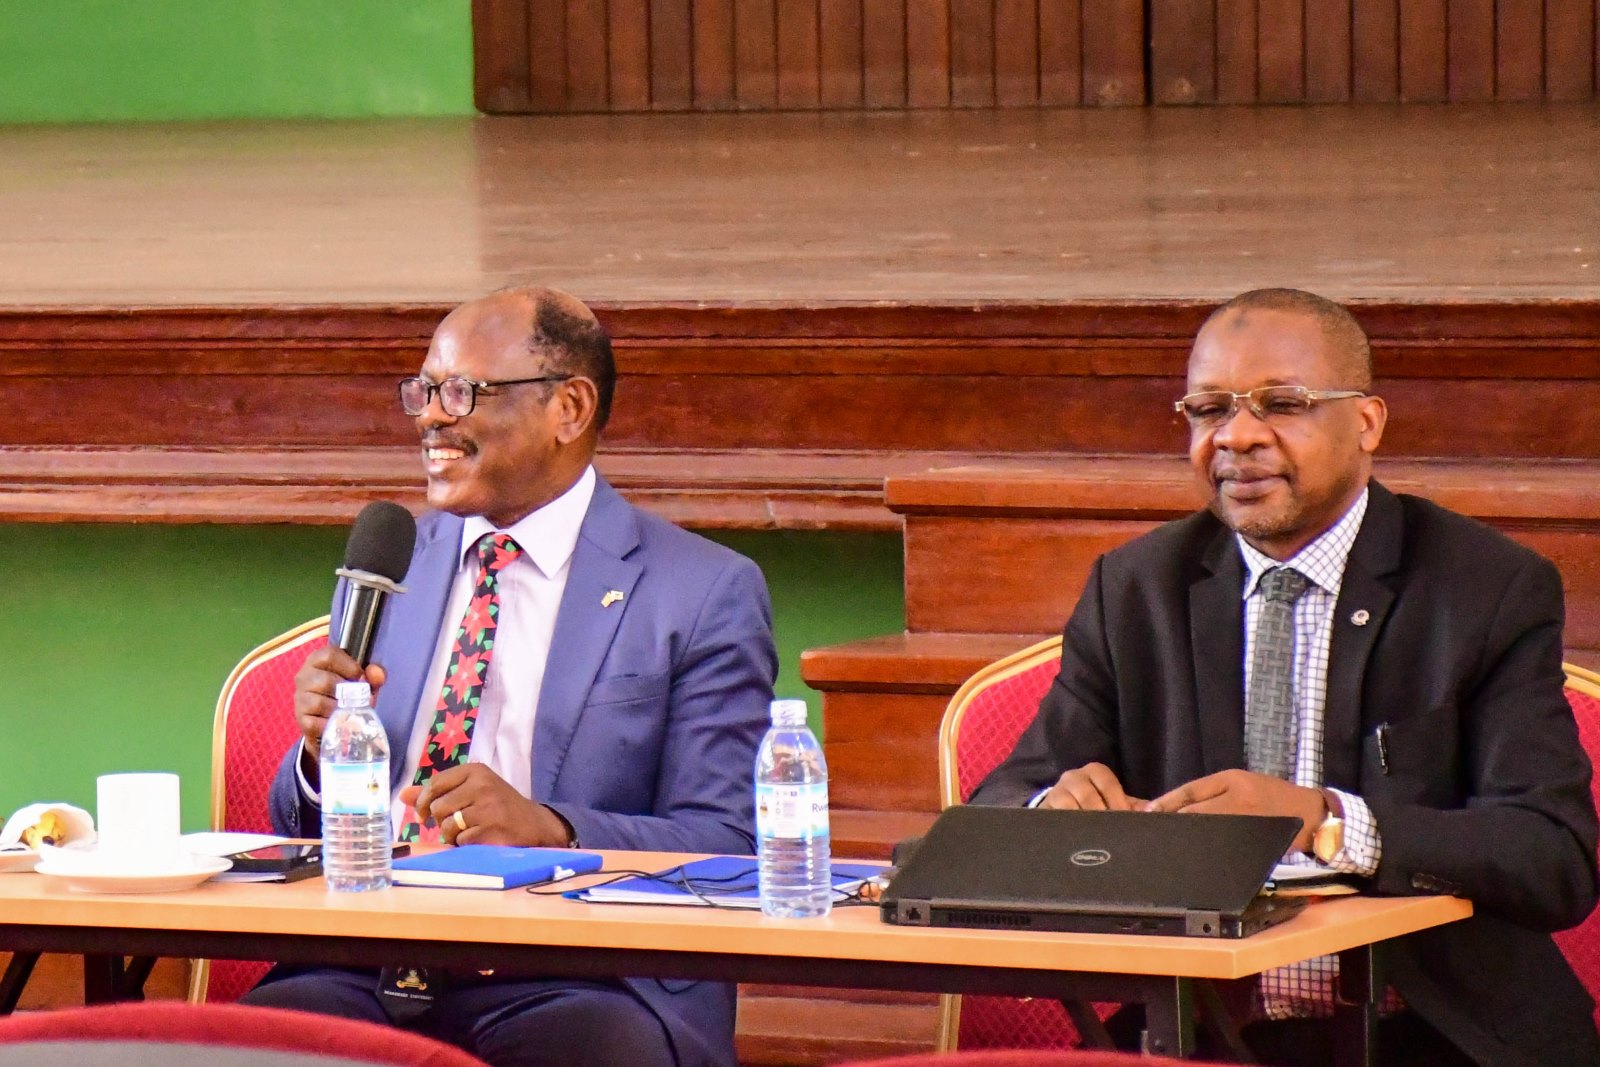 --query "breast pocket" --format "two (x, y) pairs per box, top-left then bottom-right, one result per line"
(584, 669), (671, 708)
(1367, 703), (1461, 804)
